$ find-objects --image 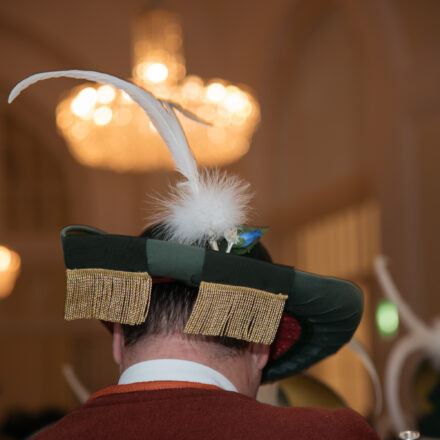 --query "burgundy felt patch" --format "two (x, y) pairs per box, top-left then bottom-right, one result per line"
(269, 313), (301, 360)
